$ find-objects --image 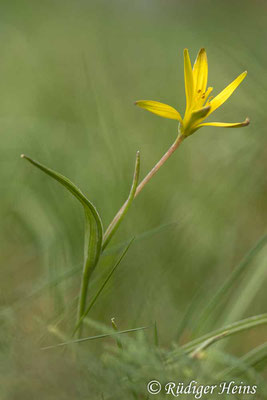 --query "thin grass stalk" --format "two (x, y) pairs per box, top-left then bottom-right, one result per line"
(73, 239), (134, 336)
(77, 210), (101, 336)
(180, 314), (267, 355)
(192, 234), (267, 335)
